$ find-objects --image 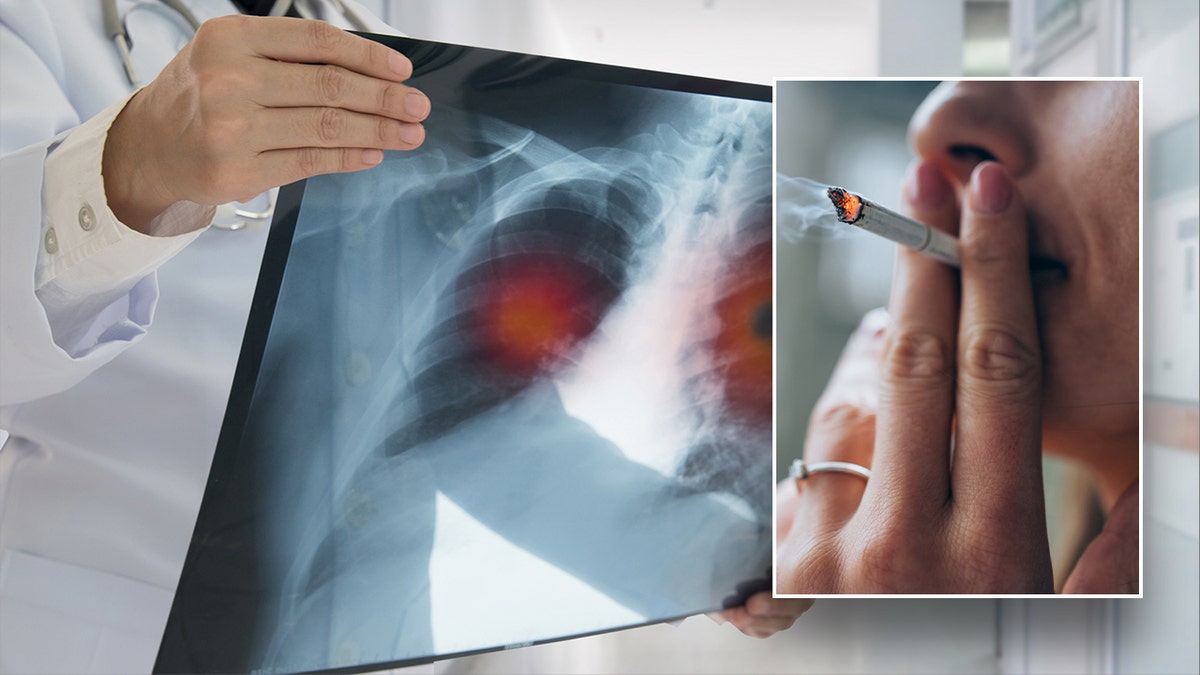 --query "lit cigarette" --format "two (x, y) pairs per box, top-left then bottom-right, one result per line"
(827, 186), (960, 267)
